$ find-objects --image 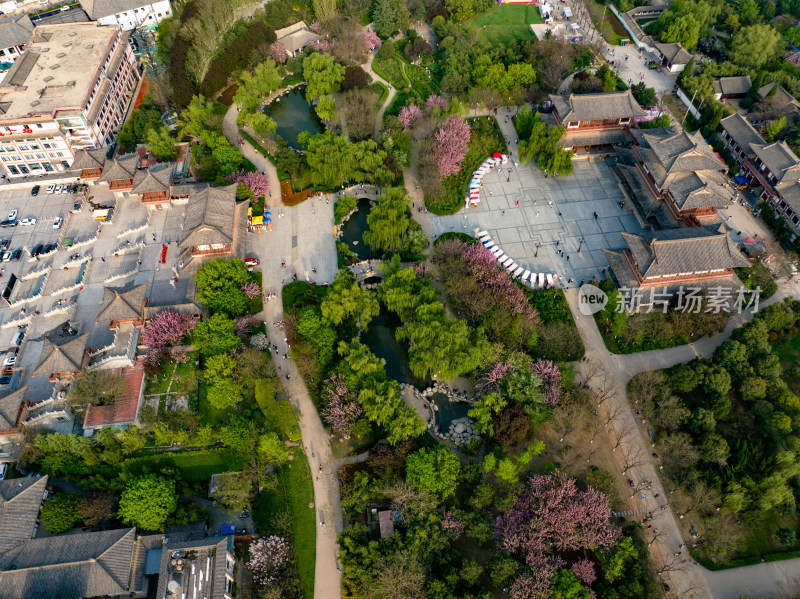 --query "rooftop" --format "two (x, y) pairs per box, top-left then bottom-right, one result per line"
(749, 141), (800, 184)
(83, 359), (145, 429)
(95, 282), (148, 323)
(0, 527), (136, 599)
(274, 21), (321, 54)
(712, 75), (752, 97)
(720, 113), (763, 158)
(0, 23), (121, 121)
(757, 82), (800, 109)
(0, 384), (26, 433)
(655, 42), (691, 65)
(179, 184), (238, 250)
(0, 476), (47, 554)
(155, 536), (234, 599)
(32, 330), (89, 378)
(641, 128), (724, 177)
(550, 90), (646, 123)
(79, 0), (157, 20)
(0, 14), (33, 51)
